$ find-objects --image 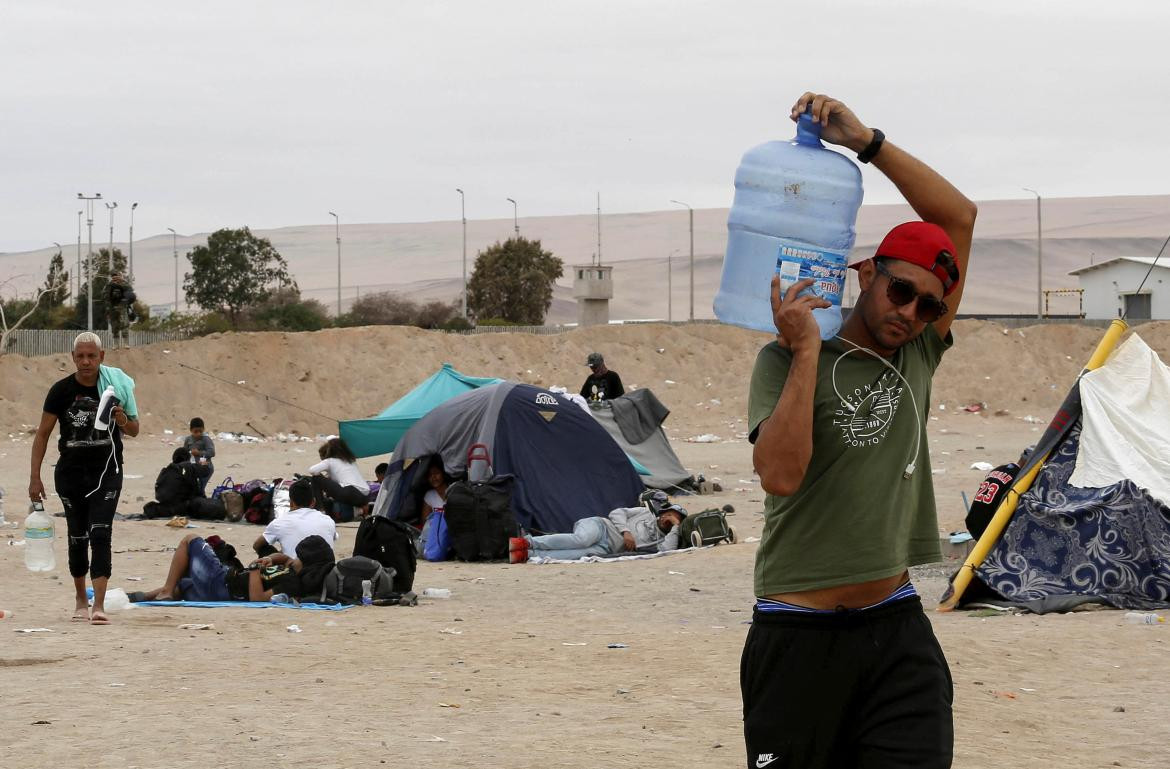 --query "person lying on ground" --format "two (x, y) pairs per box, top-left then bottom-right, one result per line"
(132, 534), (302, 602)
(253, 477), (337, 558)
(307, 437), (371, 520)
(510, 497), (686, 562)
(144, 447), (214, 519)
